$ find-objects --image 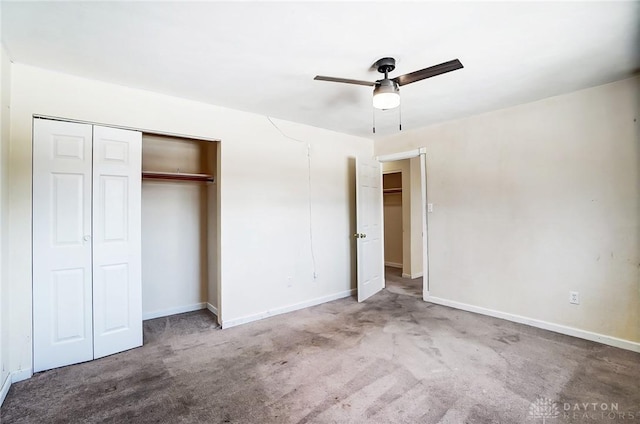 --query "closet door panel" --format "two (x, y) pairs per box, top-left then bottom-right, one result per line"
(92, 125), (142, 359)
(33, 119), (94, 372)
